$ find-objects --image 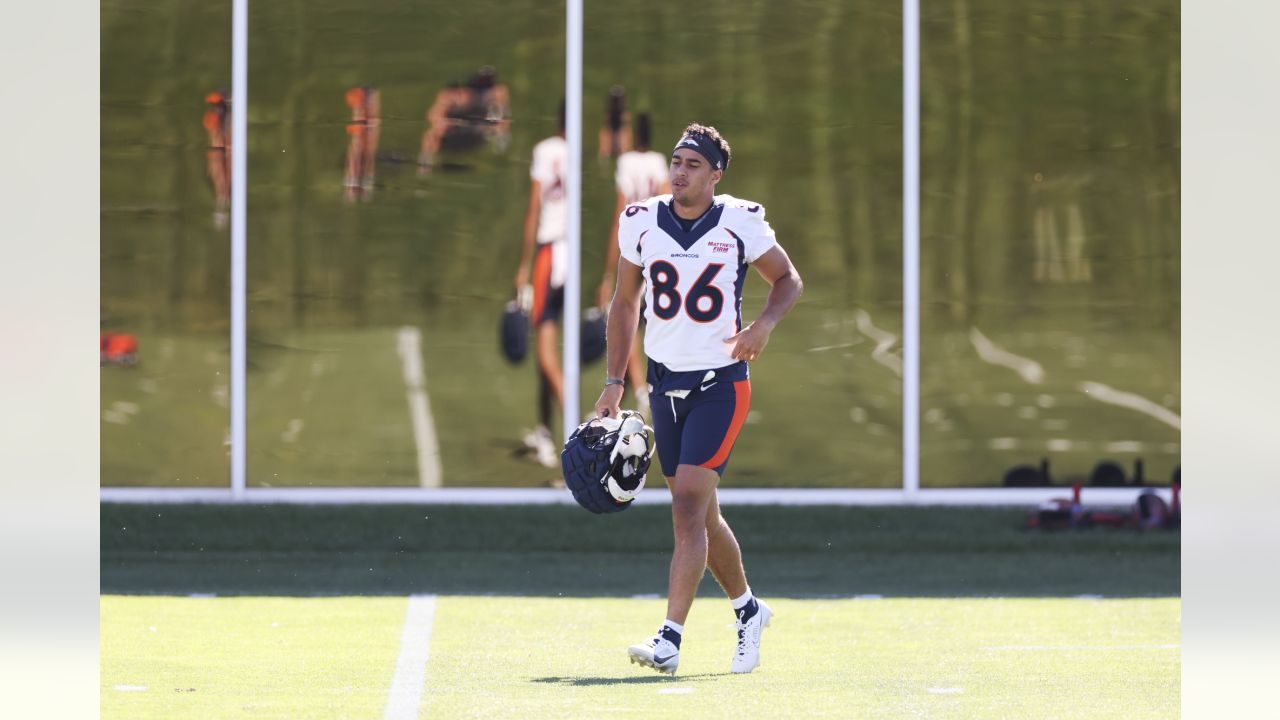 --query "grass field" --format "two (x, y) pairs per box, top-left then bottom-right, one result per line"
(101, 504), (1179, 718)
(102, 595), (1179, 719)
